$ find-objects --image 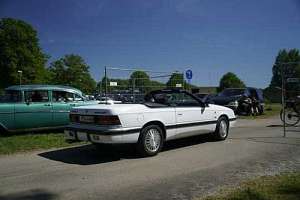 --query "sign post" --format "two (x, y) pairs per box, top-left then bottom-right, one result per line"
(185, 69), (193, 86)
